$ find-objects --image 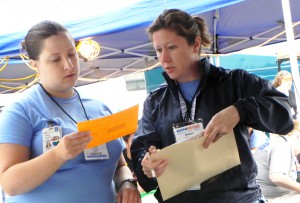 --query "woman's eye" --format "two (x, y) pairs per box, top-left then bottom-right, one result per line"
(168, 45), (176, 50)
(155, 49), (162, 53)
(51, 58), (60, 62)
